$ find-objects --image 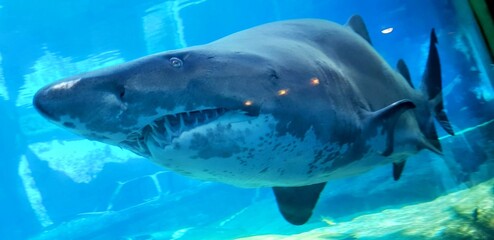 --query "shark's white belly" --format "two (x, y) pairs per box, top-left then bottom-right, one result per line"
(146, 114), (374, 187)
